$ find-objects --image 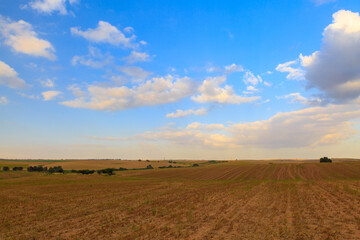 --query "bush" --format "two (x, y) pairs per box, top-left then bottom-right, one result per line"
(48, 166), (64, 174)
(3, 166), (9, 171)
(76, 169), (95, 175)
(146, 165), (153, 169)
(192, 164), (199, 167)
(12, 167), (23, 171)
(320, 157), (332, 163)
(97, 168), (115, 176)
